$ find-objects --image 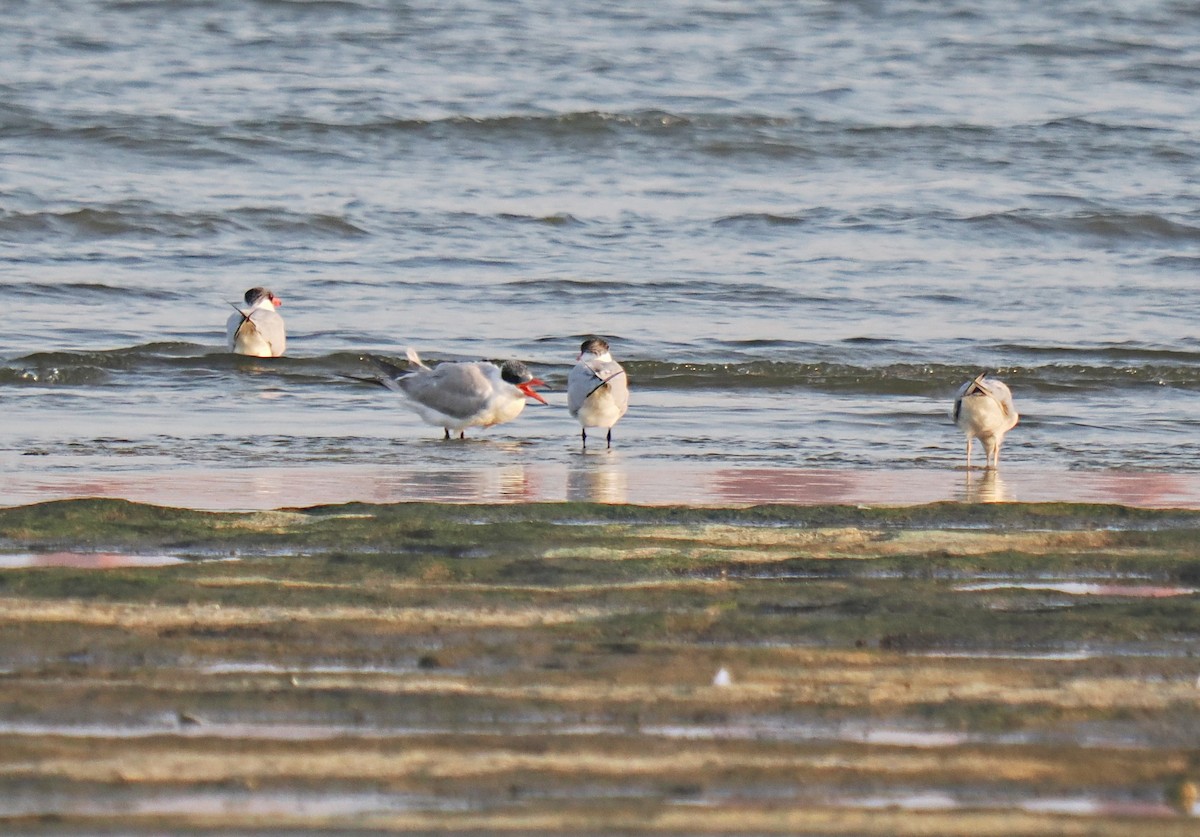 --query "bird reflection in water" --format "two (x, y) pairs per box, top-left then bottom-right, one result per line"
(497, 465), (536, 500)
(566, 457), (628, 504)
(383, 463), (536, 503)
(962, 468), (1011, 503)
